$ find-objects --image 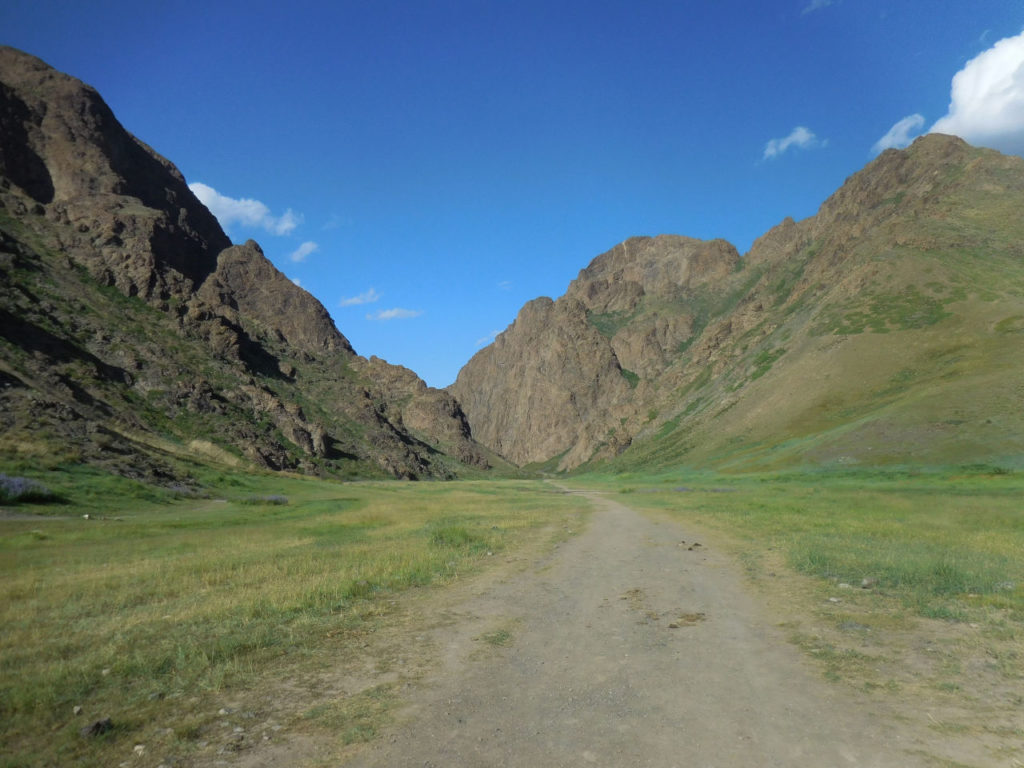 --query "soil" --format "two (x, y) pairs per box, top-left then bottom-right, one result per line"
(341, 490), (940, 767)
